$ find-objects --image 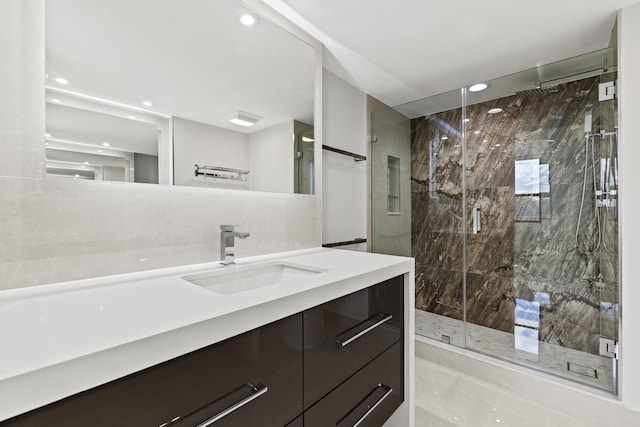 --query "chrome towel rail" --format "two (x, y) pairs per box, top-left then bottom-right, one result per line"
(194, 164), (249, 181)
